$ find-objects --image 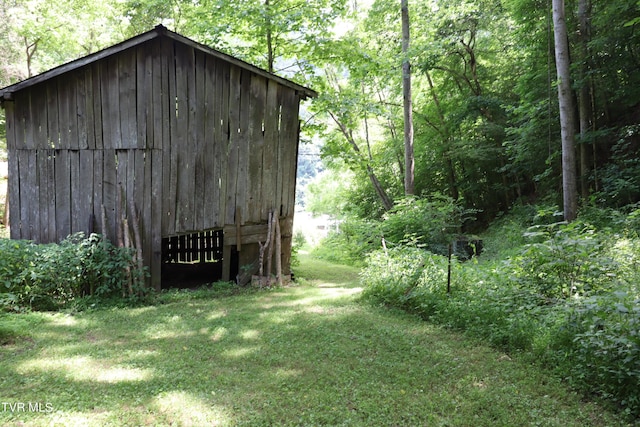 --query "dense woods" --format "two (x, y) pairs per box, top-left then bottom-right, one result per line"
(1, 0), (639, 222)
